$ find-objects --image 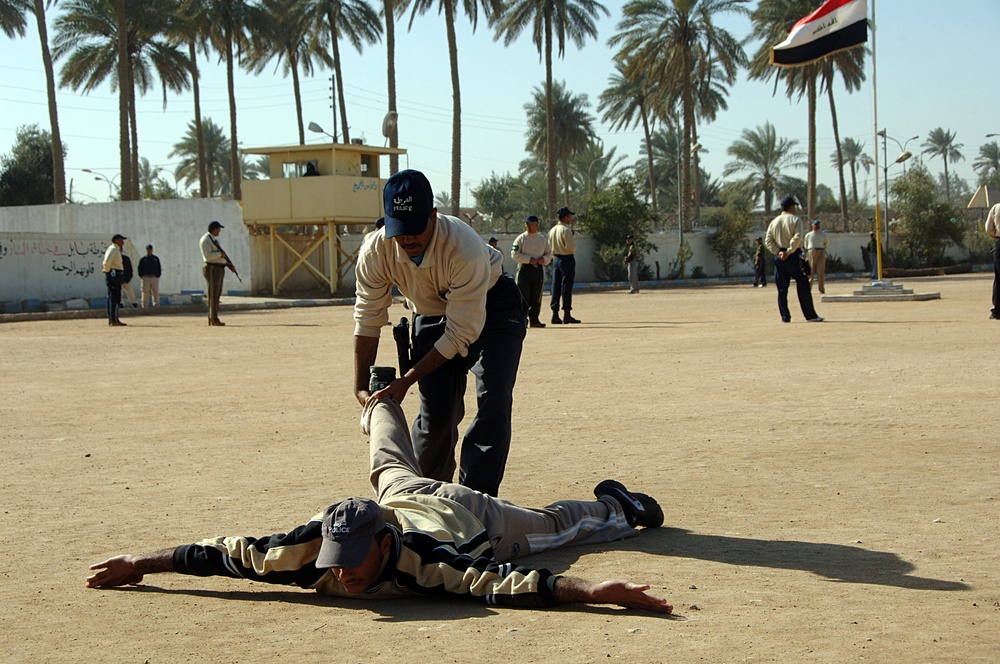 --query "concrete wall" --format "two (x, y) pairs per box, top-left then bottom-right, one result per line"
(0, 199), (250, 304)
(3, 197), (974, 305)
